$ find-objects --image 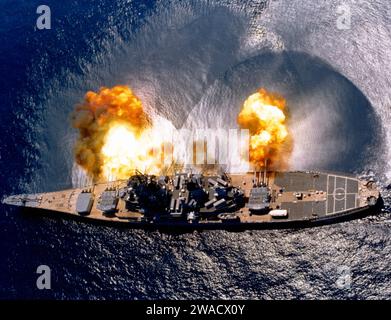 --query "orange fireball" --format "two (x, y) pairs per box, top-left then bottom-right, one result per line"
(72, 85), (165, 181)
(237, 88), (292, 169)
